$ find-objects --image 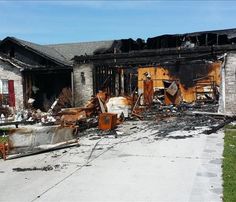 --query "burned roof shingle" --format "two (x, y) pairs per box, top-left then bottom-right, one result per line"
(45, 40), (114, 61)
